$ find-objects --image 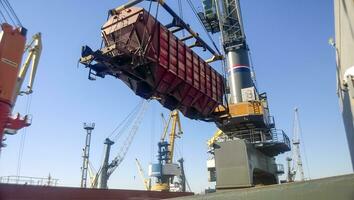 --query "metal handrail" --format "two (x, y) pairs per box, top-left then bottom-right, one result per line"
(271, 129), (291, 146)
(0, 176), (59, 186)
